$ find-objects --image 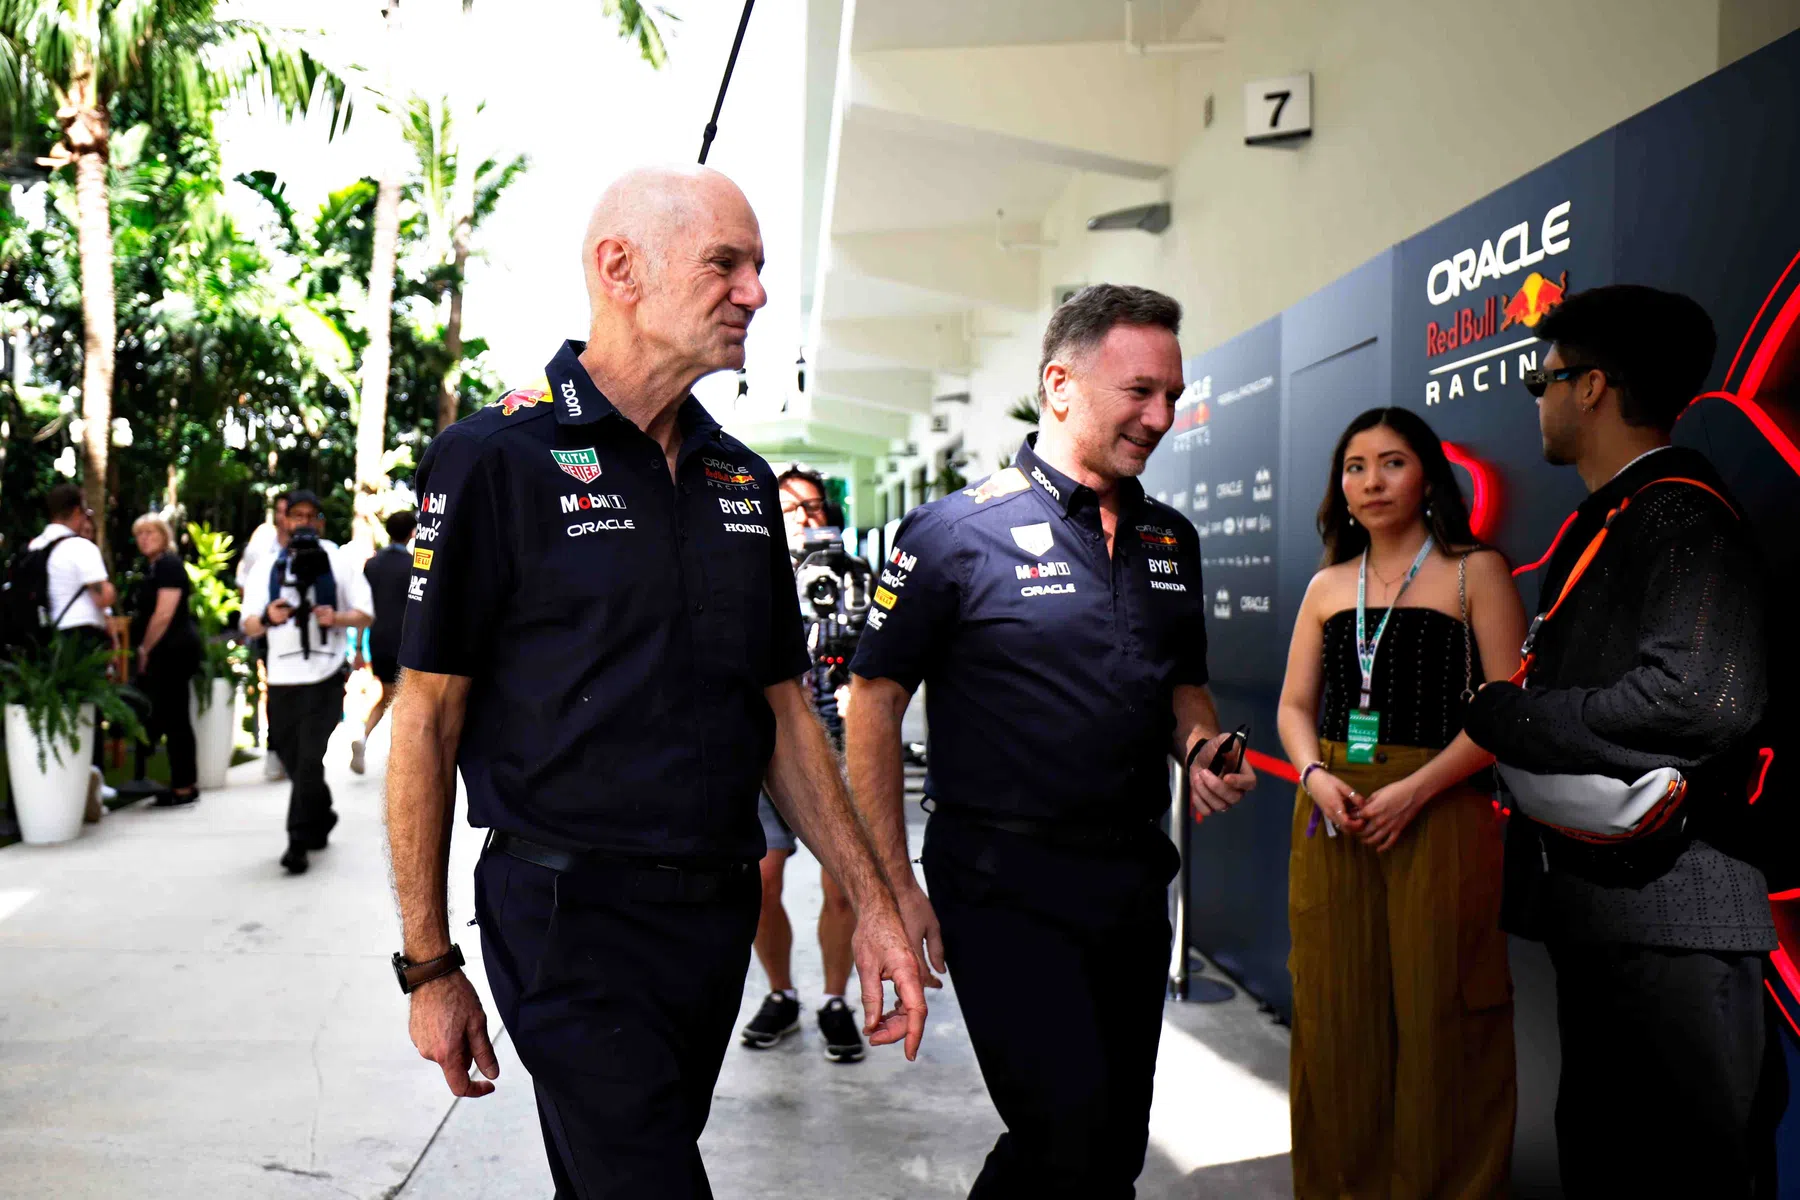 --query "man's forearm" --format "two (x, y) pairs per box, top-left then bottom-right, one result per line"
(765, 691), (895, 916)
(385, 676), (466, 959)
(845, 685), (912, 885)
(1172, 684), (1223, 761)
